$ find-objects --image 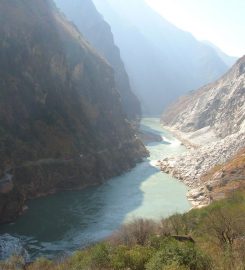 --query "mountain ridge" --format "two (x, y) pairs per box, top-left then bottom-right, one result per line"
(54, 0), (141, 120)
(162, 55), (245, 138)
(0, 0), (147, 224)
(93, 0), (229, 115)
